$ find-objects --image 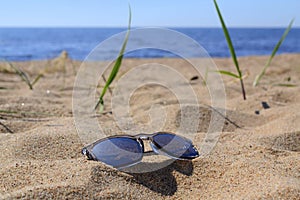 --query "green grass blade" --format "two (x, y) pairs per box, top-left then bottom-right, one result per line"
(202, 67), (209, 85)
(7, 62), (33, 90)
(253, 19), (294, 87)
(213, 0), (246, 100)
(273, 83), (298, 87)
(213, 0), (241, 78)
(216, 70), (240, 79)
(0, 109), (55, 117)
(95, 5), (132, 111)
(31, 74), (43, 86)
(0, 109), (17, 114)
